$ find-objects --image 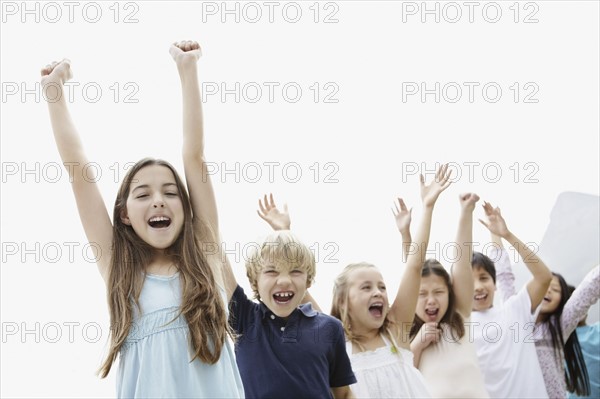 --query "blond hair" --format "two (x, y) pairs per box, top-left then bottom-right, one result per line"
(245, 230), (316, 299)
(331, 262), (398, 349)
